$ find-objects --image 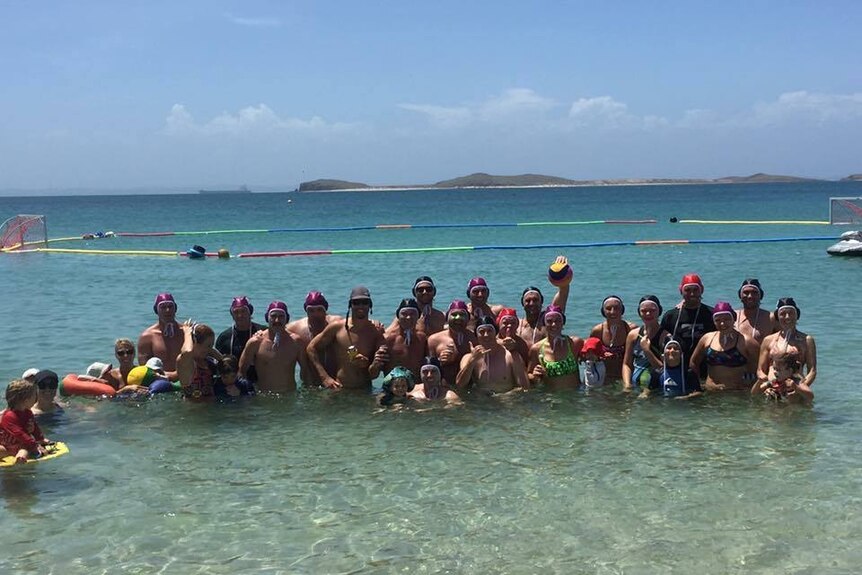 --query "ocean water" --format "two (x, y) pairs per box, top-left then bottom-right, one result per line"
(1, 182), (861, 574)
